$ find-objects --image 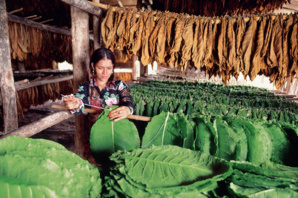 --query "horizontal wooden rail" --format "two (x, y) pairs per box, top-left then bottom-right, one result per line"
(52, 104), (152, 122)
(0, 111), (74, 138)
(15, 75), (73, 91)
